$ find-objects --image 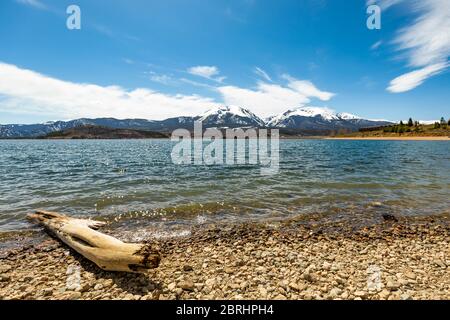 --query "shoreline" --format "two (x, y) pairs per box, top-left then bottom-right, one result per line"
(1, 215), (448, 300)
(2, 136), (449, 141)
(326, 136), (450, 141)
